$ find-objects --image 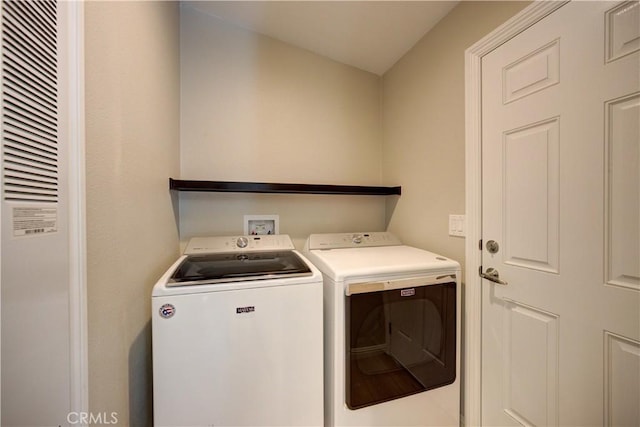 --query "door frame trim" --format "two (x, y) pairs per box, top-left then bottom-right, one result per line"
(463, 1), (567, 425)
(67, 0), (89, 419)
